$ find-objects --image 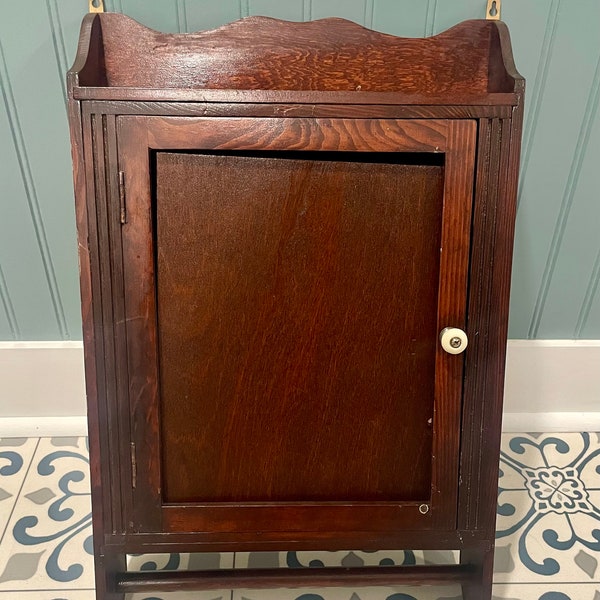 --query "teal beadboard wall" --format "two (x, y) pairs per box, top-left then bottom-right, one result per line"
(0, 0), (599, 340)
